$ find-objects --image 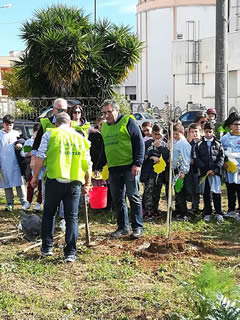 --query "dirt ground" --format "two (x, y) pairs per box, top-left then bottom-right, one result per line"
(79, 231), (240, 271)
